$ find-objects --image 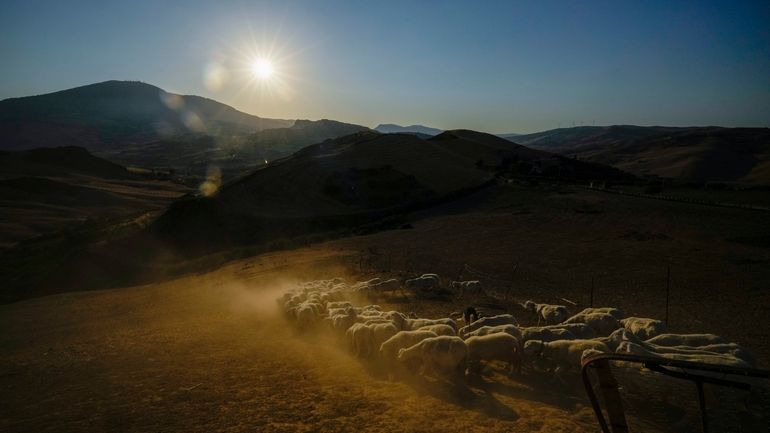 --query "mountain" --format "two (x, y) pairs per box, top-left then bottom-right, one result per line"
(152, 129), (632, 251)
(510, 125), (770, 184)
(375, 123), (443, 136)
(497, 133), (521, 139)
(0, 80), (293, 151)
